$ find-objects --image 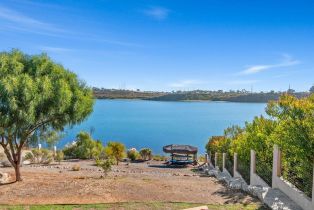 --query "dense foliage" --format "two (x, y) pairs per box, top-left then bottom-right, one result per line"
(139, 148), (152, 160)
(0, 50), (94, 181)
(127, 148), (139, 161)
(206, 94), (314, 197)
(63, 132), (105, 159)
(105, 142), (126, 165)
(24, 149), (53, 164)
